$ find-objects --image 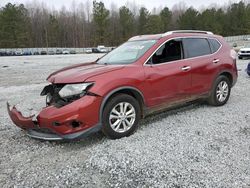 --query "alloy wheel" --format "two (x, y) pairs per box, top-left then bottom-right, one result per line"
(216, 81), (229, 102)
(109, 102), (136, 133)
